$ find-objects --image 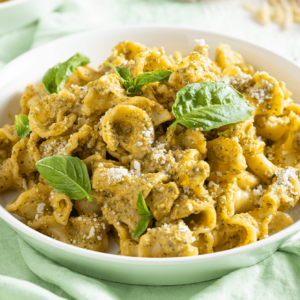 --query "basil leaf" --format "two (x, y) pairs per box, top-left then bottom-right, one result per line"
(35, 155), (93, 202)
(15, 115), (31, 139)
(132, 69), (172, 95)
(103, 62), (133, 89)
(133, 191), (152, 239)
(42, 53), (90, 95)
(170, 82), (253, 131)
(103, 63), (172, 96)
